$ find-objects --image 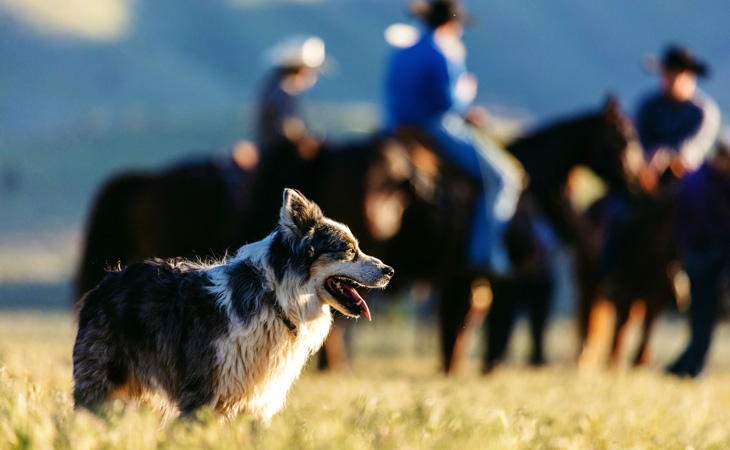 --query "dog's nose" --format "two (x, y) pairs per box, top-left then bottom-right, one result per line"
(382, 265), (394, 278)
